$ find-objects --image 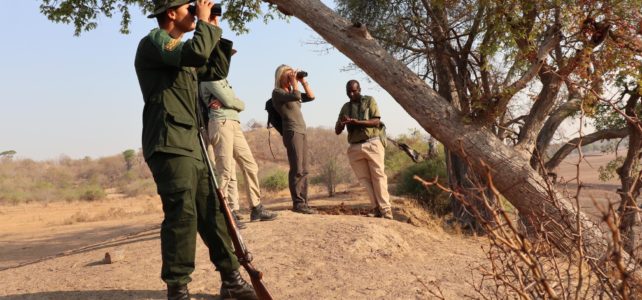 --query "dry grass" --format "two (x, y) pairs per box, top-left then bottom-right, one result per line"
(0, 151), (153, 204)
(55, 202), (161, 226)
